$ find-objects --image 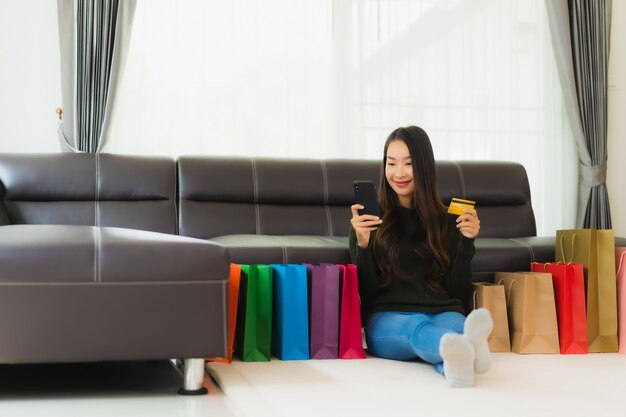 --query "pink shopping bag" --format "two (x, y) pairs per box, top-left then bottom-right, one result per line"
(338, 264), (365, 359)
(616, 248), (626, 354)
